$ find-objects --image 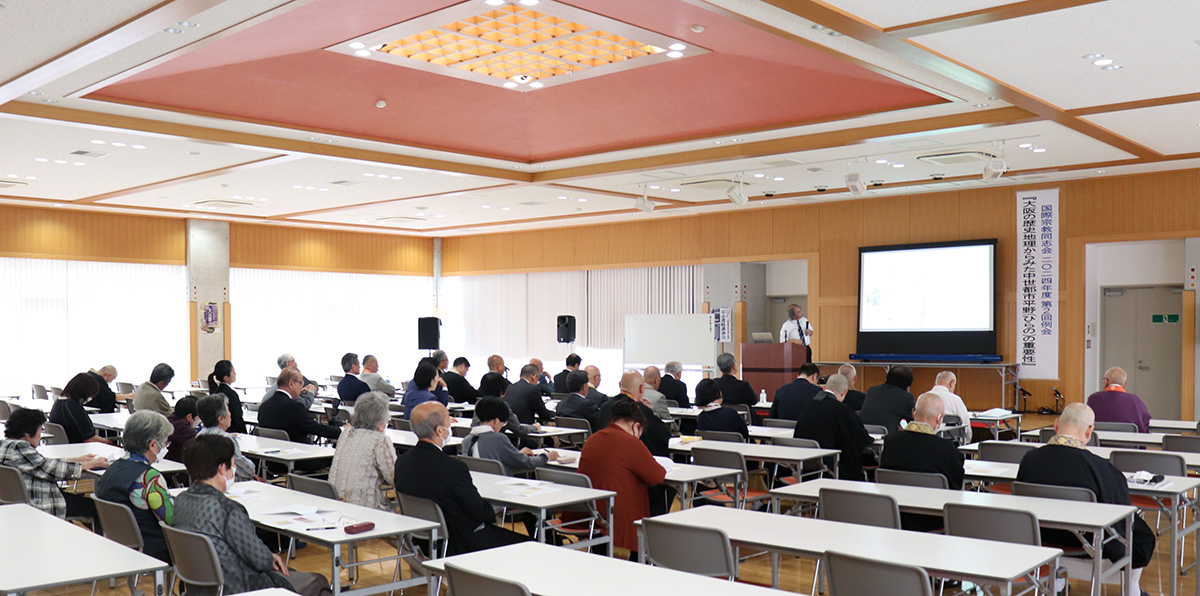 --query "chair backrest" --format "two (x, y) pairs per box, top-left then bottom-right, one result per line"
(665, 400), (680, 409)
(825, 550), (933, 596)
(1093, 421), (1139, 433)
(1110, 450), (1186, 477)
(0, 400), (10, 421)
(1038, 427), (1056, 443)
(445, 563), (531, 596)
(160, 522), (224, 589)
(253, 427), (290, 441)
(819, 487), (900, 529)
(942, 414), (962, 425)
(50, 387), (63, 398)
(196, 379), (210, 390)
(459, 455), (506, 476)
(875, 468), (949, 490)
(397, 493), (450, 550)
(0, 464), (31, 504)
(330, 375), (344, 383)
(978, 440), (1038, 463)
(1011, 481), (1096, 502)
(91, 495), (145, 550)
(115, 382), (135, 394)
(773, 436), (819, 448)
(287, 474), (340, 500)
(42, 422), (69, 446)
(31, 384), (48, 400)
(391, 417), (412, 431)
(863, 424), (889, 436)
(1163, 434), (1200, 454)
(451, 425), (471, 438)
(698, 430), (745, 443)
(763, 418), (797, 429)
(943, 502), (1040, 546)
(265, 376), (278, 386)
(642, 518), (736, 578)
(127, 400), (137, 413)
(534, 467), (593, 488)
(690, 447), (748, 475)
(555, 416), (592, 435)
